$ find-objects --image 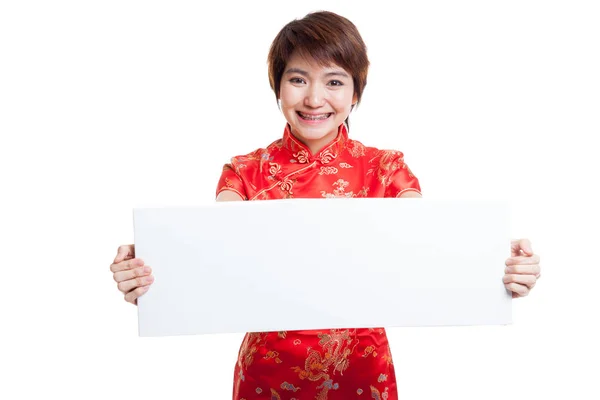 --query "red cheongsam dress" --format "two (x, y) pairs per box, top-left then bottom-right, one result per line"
(216, 123), (421, 400)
